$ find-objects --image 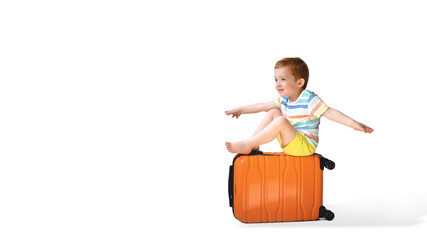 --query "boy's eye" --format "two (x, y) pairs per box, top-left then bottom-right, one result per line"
(282, 78), (286, 81)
